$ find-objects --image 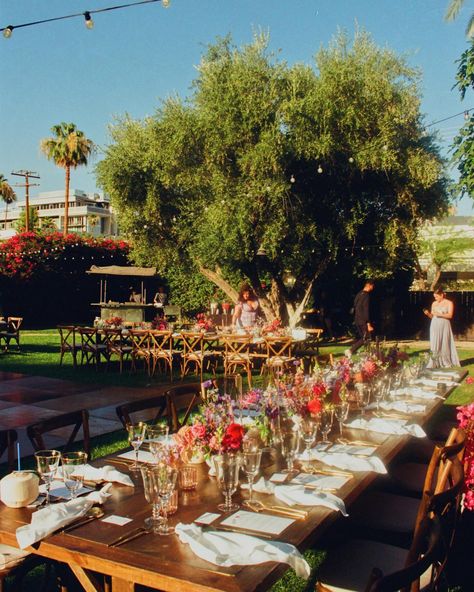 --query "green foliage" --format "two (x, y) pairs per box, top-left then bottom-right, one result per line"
(452, 42), (474, 197)
(97, 31), (449, 321)
(15, 206), (40, 232)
